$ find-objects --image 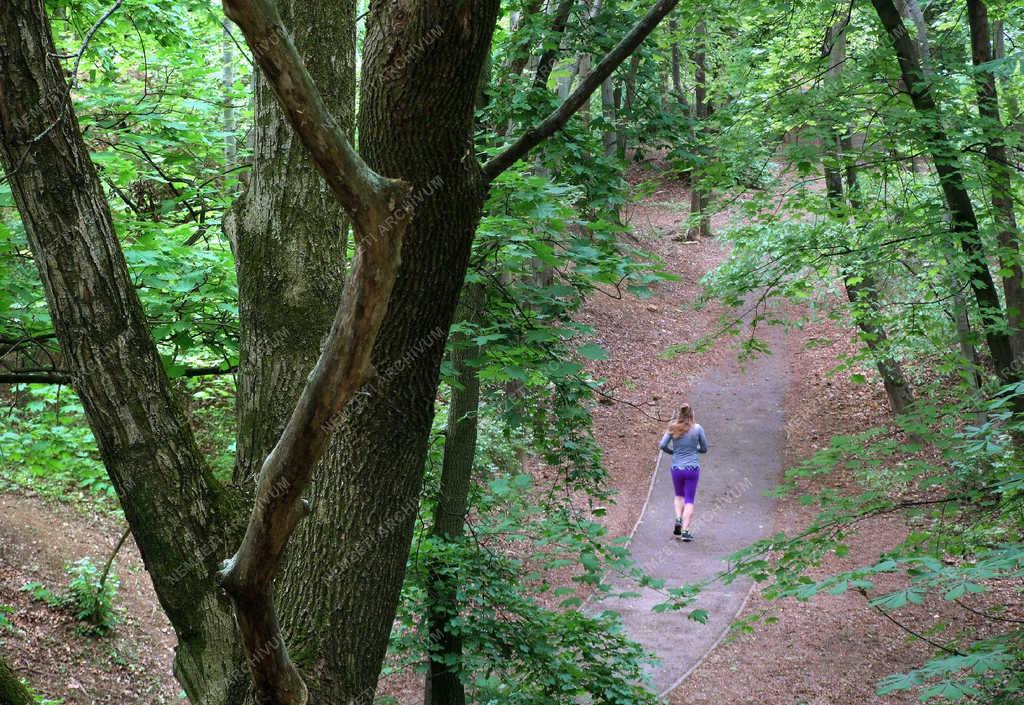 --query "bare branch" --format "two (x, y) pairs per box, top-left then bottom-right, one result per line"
(483, 0), (681, 182)
(221, 0), (409, 235)
(218, 1), (413, 703)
